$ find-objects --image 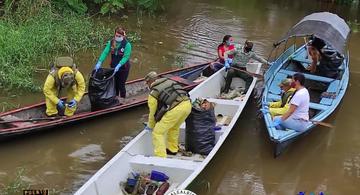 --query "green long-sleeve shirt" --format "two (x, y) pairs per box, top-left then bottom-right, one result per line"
(98, 40), (132, 66)
(224, 44), (268, 68)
